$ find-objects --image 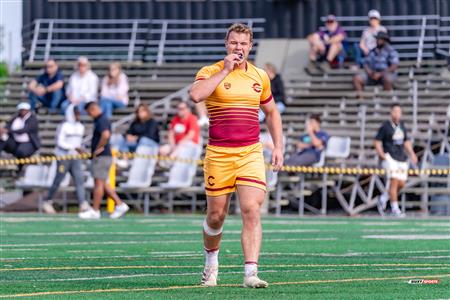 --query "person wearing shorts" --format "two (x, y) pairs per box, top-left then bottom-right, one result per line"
(79, 101), (129, 219)
(190, 23), (283, 288)
(375, 103), (417, 217)
(353, 31), (399, 99)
